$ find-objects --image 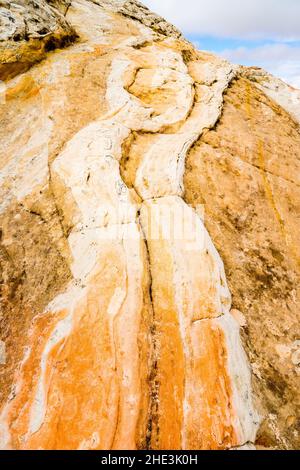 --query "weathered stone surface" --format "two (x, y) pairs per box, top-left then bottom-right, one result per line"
(0, 0), (299, 450)
(241, 66), (300, 124)
(184, 75), (300, 449)
(0, 224), (151, 450)
(89, 0), (182, 38)
(140, 197), (258, 449)
(0, 0), (77, 80)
